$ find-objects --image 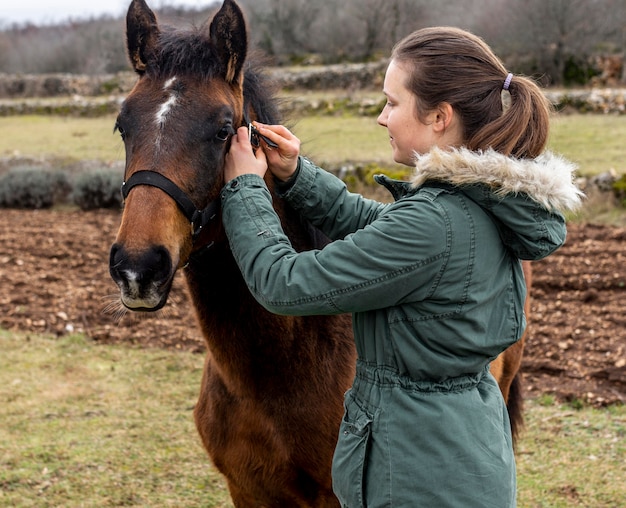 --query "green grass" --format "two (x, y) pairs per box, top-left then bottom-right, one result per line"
(0, 113), (624, 177)
(0, 115), (124, 164)
(293, 113), (626, 176)
(516, 399), (626, 507)
(0, 331), (233, 508)
(1, 330), (624, 507)
(549, 114), (626, 176)
(292, 115), (393, 165)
